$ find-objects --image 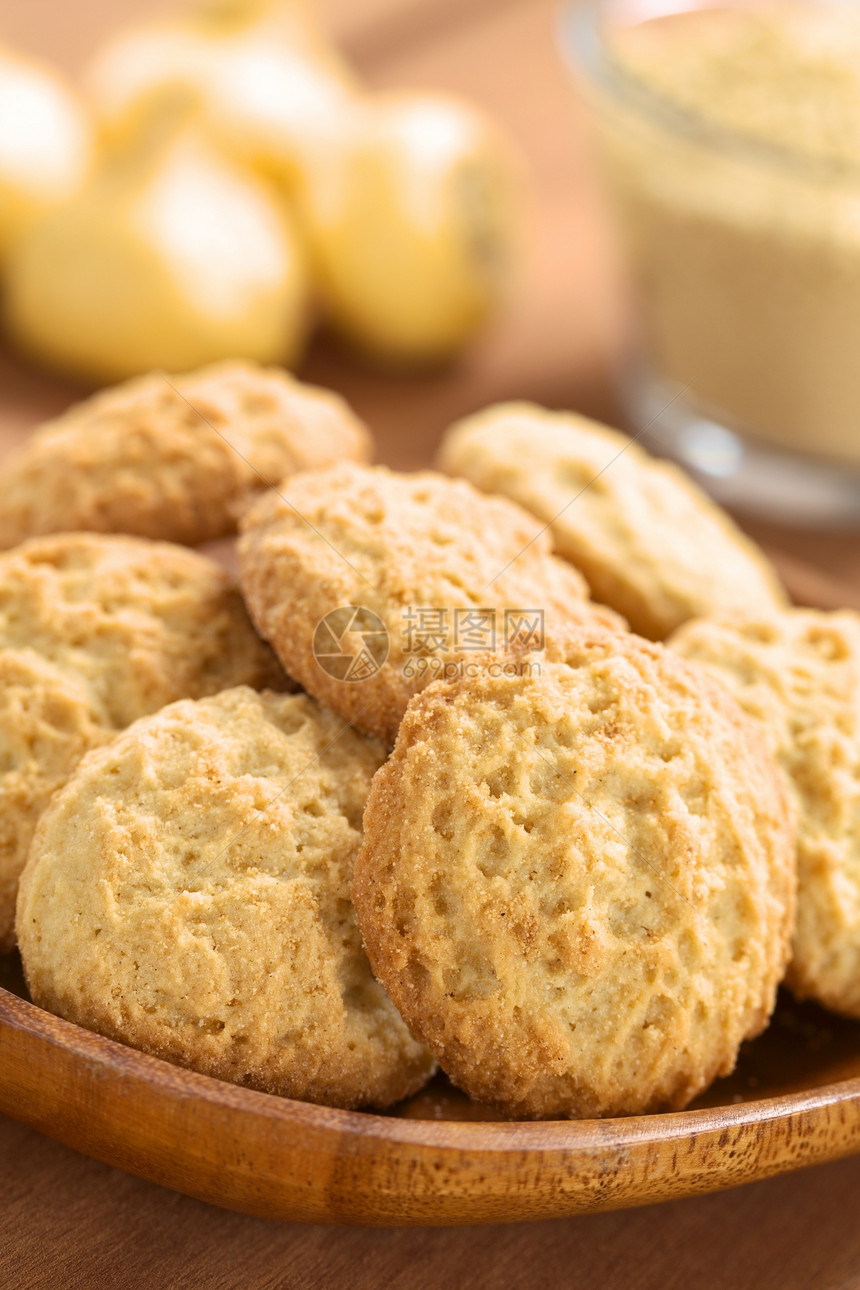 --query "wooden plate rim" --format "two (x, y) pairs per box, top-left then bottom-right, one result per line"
(6, 981), (860, 1226)
(4, 982), (860, 1147)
